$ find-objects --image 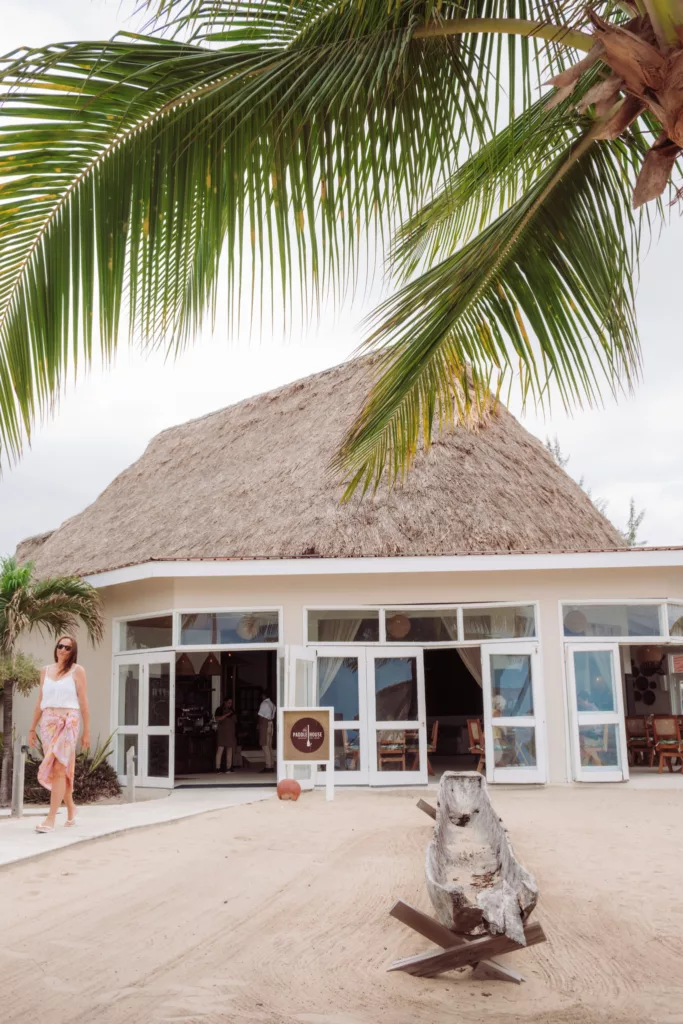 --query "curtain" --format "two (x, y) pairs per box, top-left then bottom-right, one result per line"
(318, 617), (363, 701)
(457, 646), (483, 688)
